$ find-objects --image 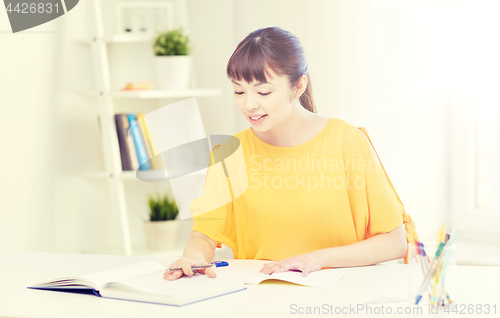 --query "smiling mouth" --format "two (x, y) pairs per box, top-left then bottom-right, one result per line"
(249, 114), (267, 120)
